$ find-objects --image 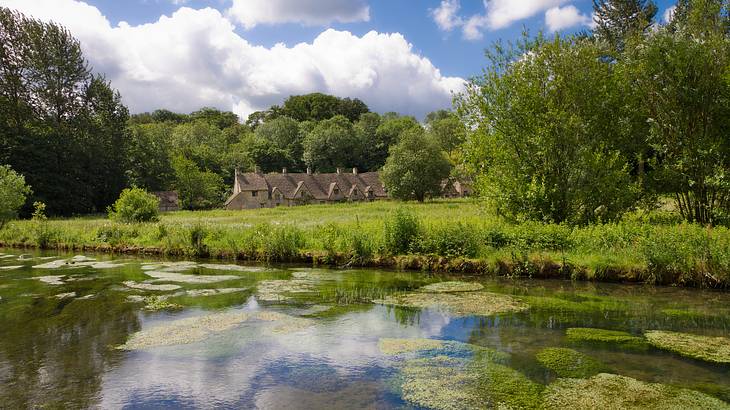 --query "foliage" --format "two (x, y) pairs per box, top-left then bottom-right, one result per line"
(381, 129), (452, 202)
(0, 165), (31, 229)
(592, 0), (658, 51)
(458, 35), (639, 224)
(302, 115), (362, 172)
(107, 188), (160, 223)
(383, 209), (421, 254)
(171, 156), (226, 210)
